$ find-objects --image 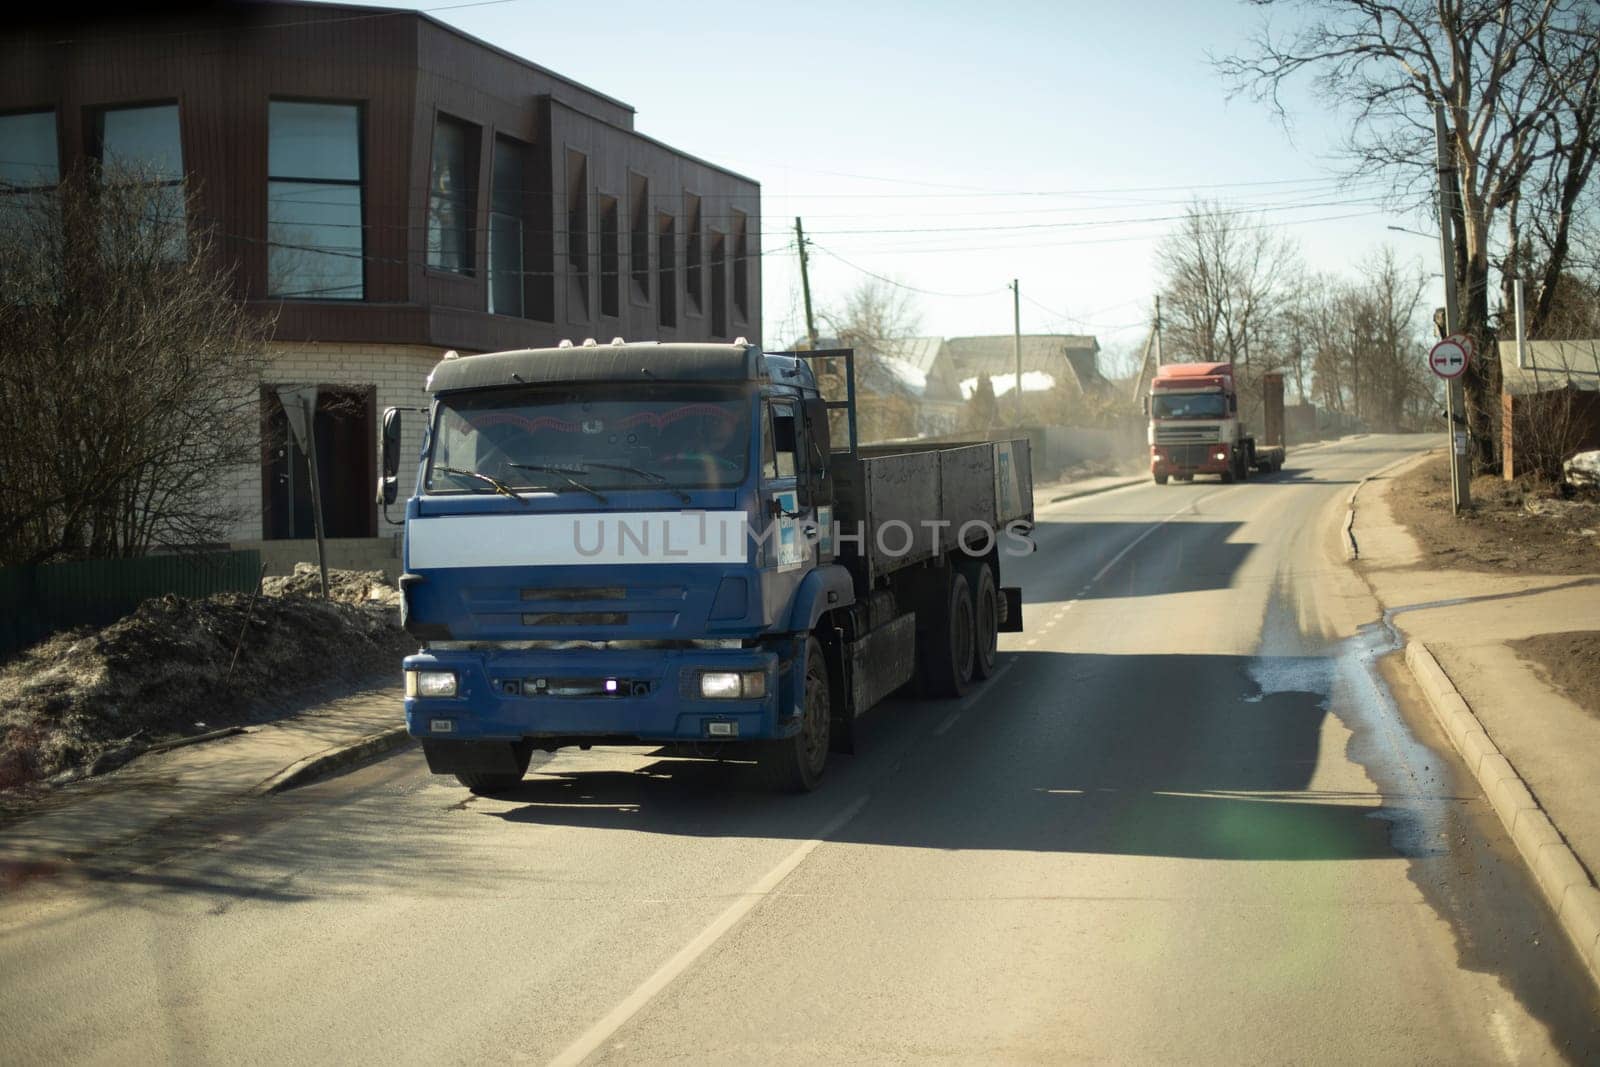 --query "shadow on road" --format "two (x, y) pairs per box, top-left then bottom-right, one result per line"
(489, 649), (1397, 863)
(1030, 521), (1257, 600)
